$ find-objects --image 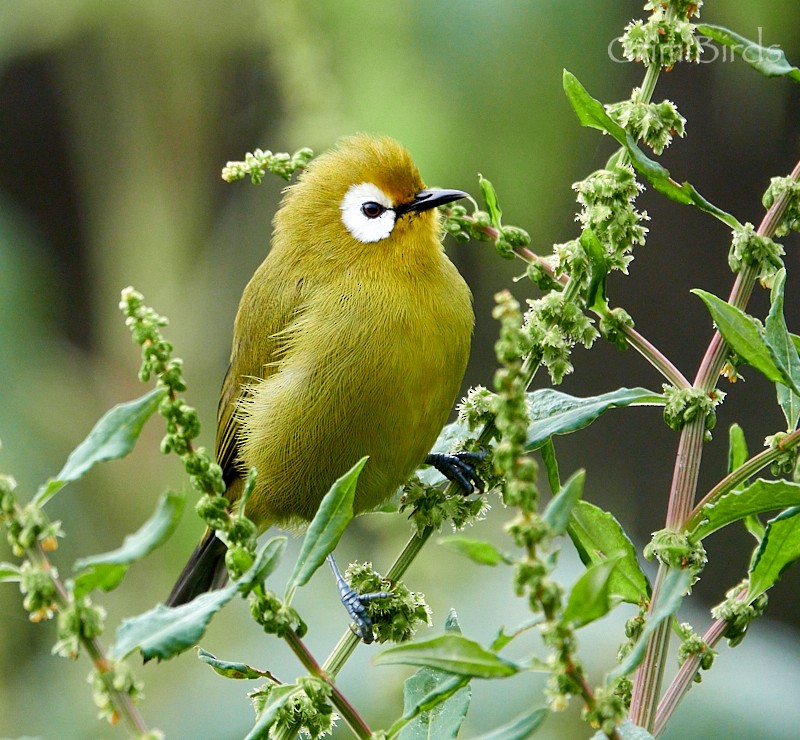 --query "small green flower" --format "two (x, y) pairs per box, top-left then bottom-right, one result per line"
(728, 223), (784, 286)
(711, 581), (768, 647)
(762, 176), (800, 237)
(607, 92), (686, 154)
(644, 529), (707, 574)
(345, 562), (431, 643)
